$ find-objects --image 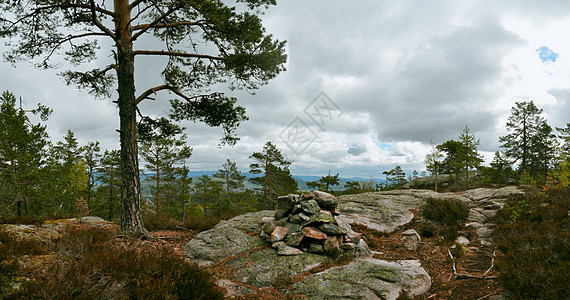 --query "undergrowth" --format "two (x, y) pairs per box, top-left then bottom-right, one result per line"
(493, 187), (570, 300)
(2, 223), (223, 299)
(420, 197), (470, 243)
